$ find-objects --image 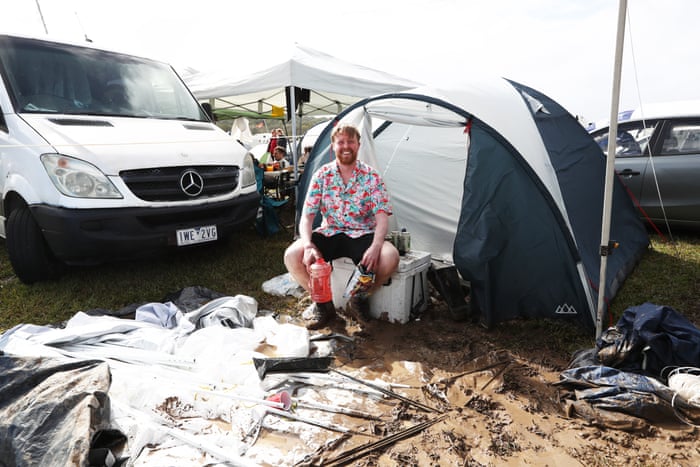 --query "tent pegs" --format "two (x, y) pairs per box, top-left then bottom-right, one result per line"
(294, 399), (383, 421)
(321, 413), (449, 466)
(263, 406), (377, 438)
(331, 369), (441, 413)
